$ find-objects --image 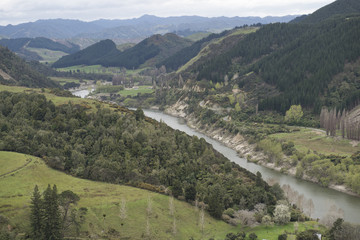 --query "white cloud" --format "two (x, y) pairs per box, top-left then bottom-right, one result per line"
(0, 0), (335, 25)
